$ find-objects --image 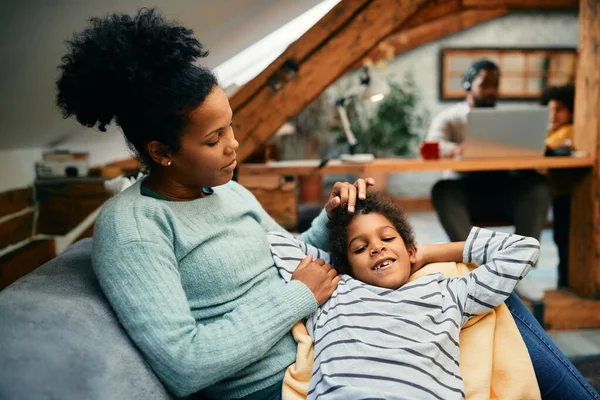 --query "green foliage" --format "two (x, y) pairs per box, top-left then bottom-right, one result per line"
(332, 73), (428, 157)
